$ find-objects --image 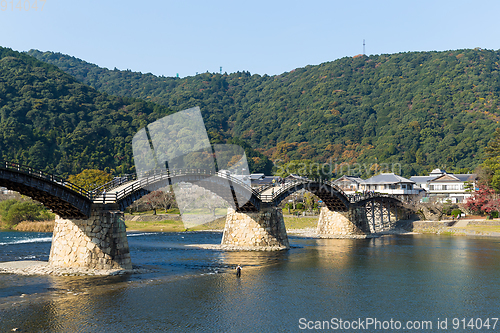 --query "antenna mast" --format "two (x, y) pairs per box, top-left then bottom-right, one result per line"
(363, 39), (365, 55)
